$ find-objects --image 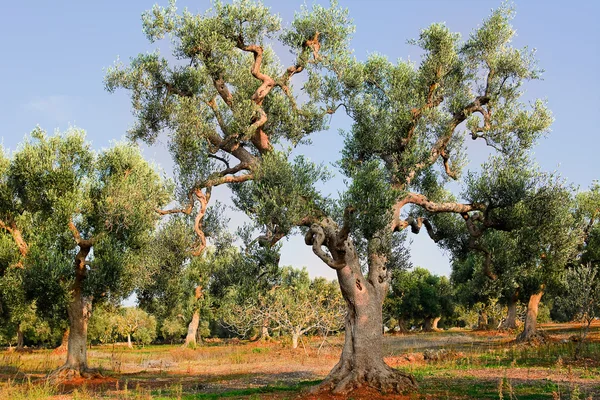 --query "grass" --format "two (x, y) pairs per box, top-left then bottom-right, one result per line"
(1, 322), (599, 399)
